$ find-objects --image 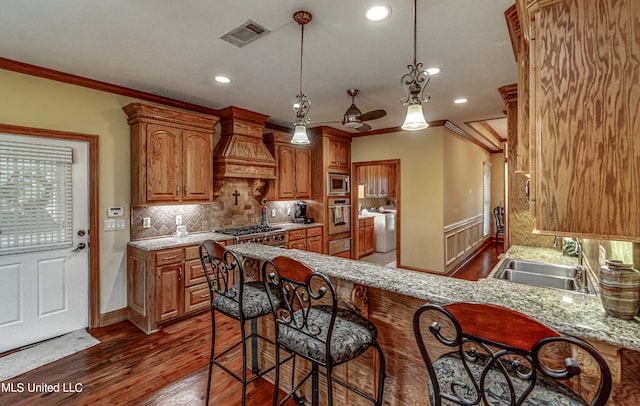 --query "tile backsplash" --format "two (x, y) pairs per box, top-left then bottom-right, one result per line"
(130, 178), (303, 240)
